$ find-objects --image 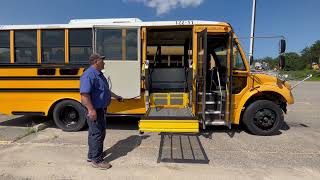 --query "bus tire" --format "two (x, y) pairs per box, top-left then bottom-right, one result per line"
(53, 100), (87, 132)
(242, 100), (283, 136)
